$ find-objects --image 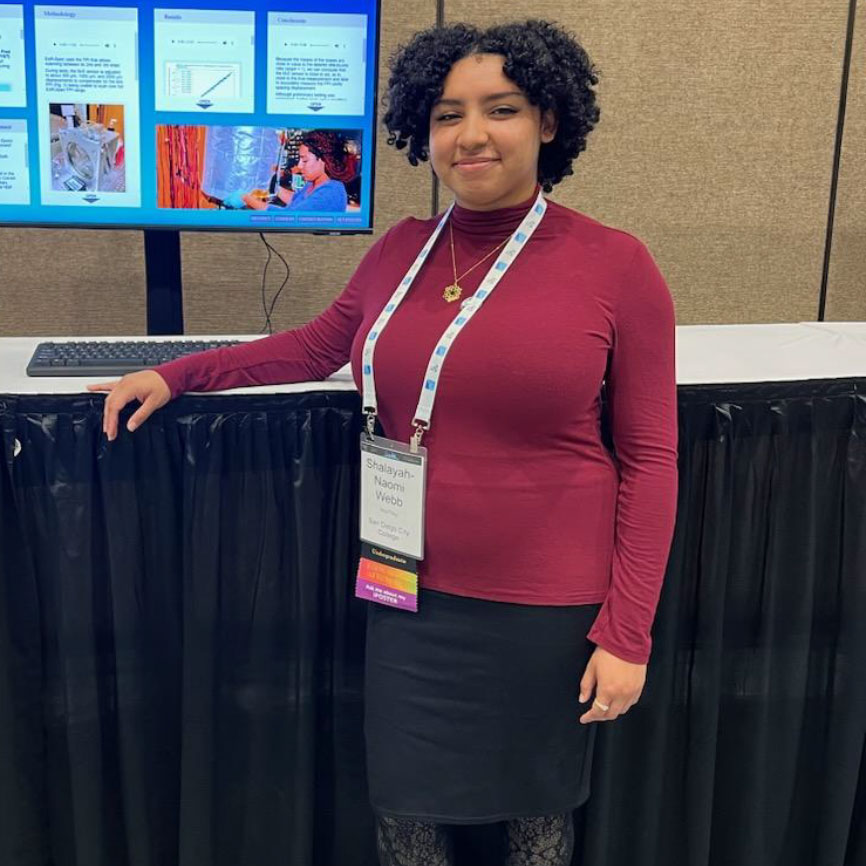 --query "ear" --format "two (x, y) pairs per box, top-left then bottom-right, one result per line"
(540, 109), (558, 144)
